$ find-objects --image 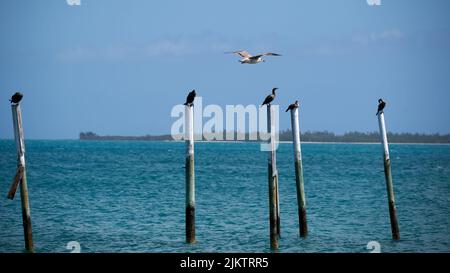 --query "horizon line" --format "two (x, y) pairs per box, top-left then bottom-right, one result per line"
(1, 129), (450, 141)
